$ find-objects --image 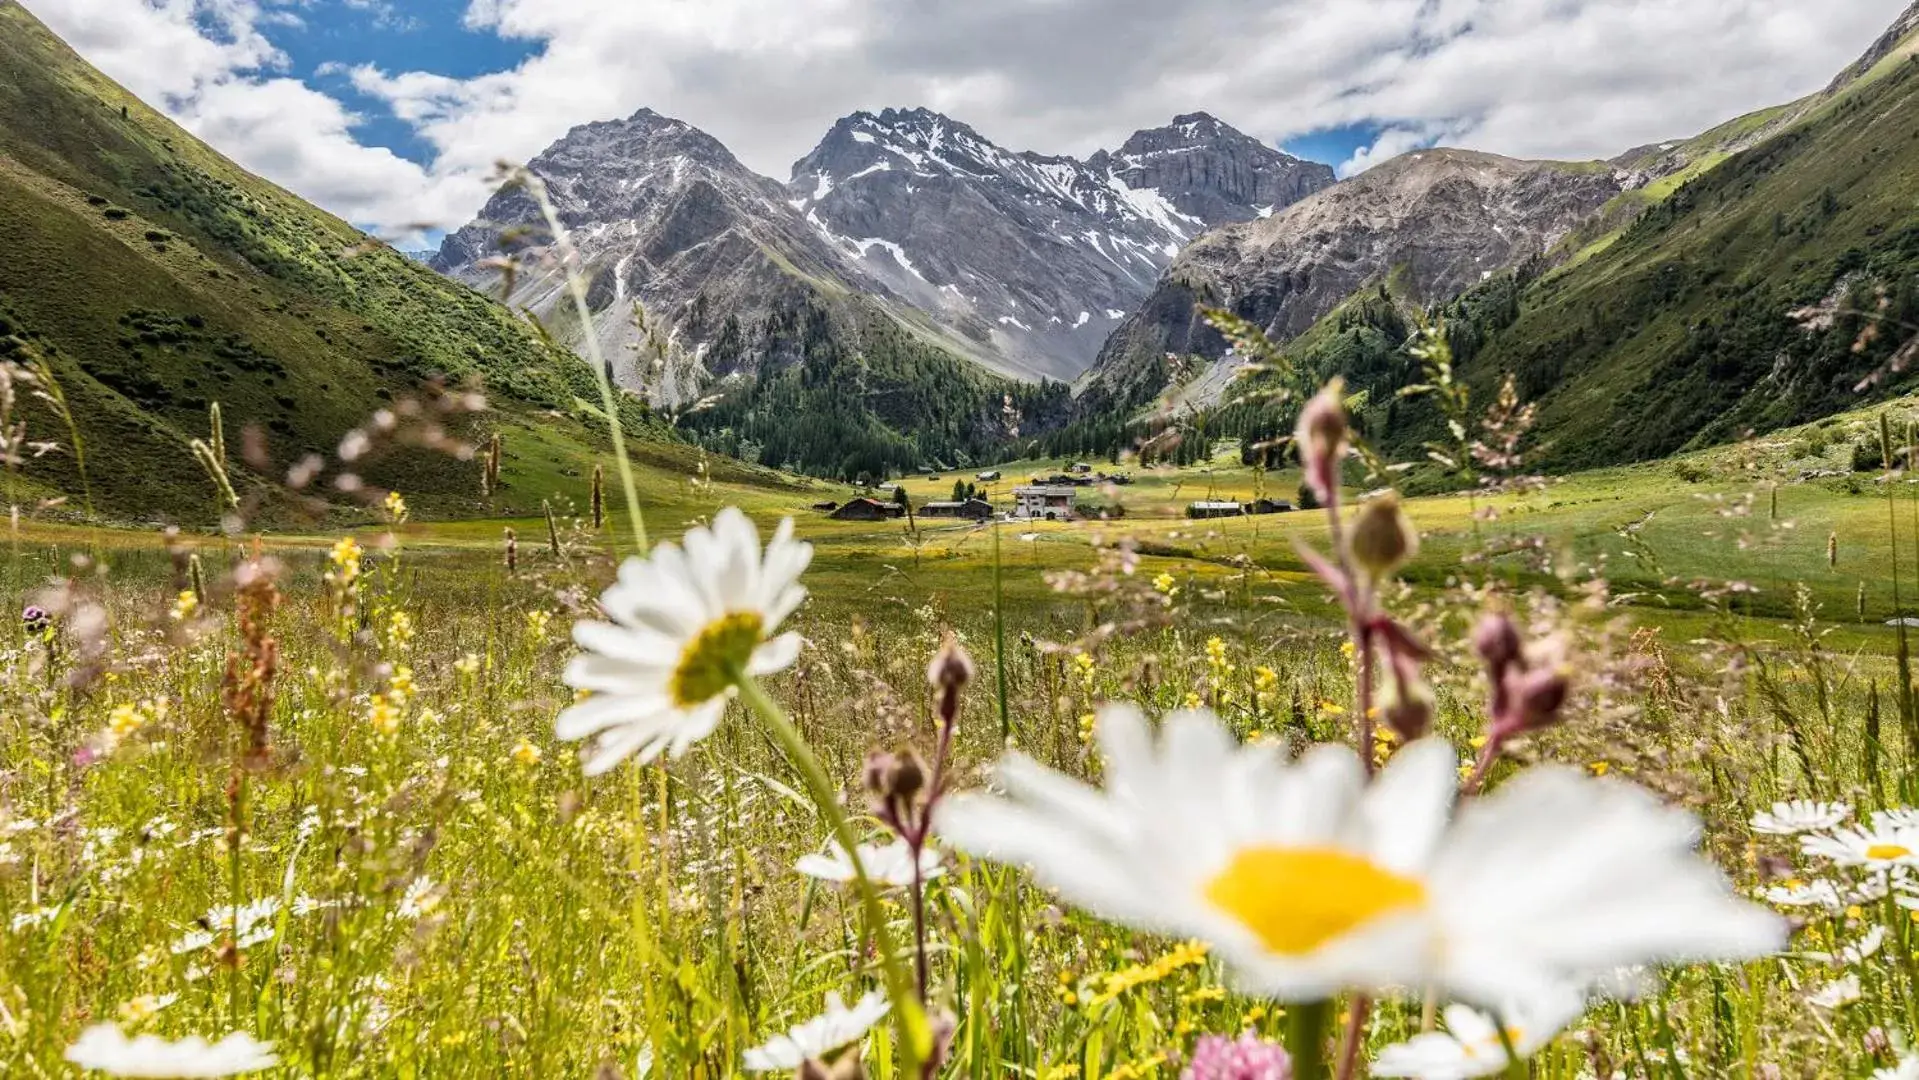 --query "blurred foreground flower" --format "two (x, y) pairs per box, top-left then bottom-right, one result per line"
(797, 838), (944, 888)
(1372, 986), (1585, 1078)
(939, 705), (1783, 1006)
(558, 507), (810, 774)
(65, 1024), (276, 1077)
(1182, 1031), (1293, 1079)
(742, 990), (889, 1073)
